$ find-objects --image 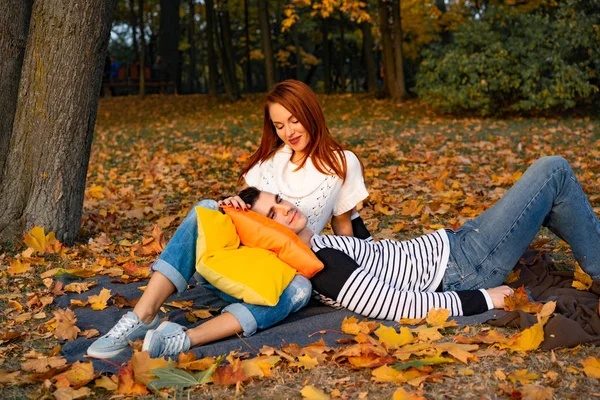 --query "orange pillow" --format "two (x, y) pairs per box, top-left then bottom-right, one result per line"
(223, 207), (324, 278)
